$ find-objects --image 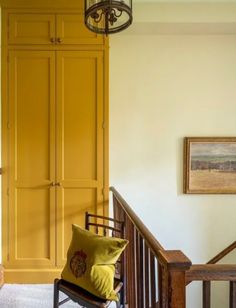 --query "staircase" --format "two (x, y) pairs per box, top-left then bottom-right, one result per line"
(110, 187), (236, 308)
